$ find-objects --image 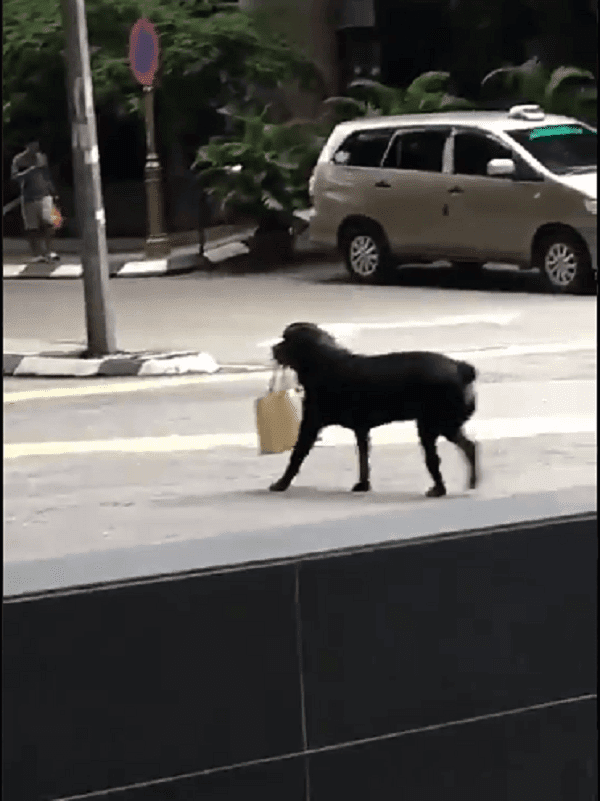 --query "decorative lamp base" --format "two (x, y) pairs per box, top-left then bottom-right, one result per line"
(144, 236), (171, 258)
